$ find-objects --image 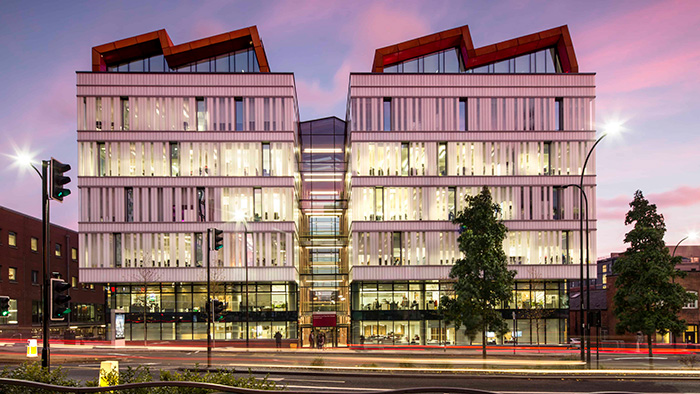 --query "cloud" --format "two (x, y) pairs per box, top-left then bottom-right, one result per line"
(597, 185), (700, 224)
(577, 0), (700, 120)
